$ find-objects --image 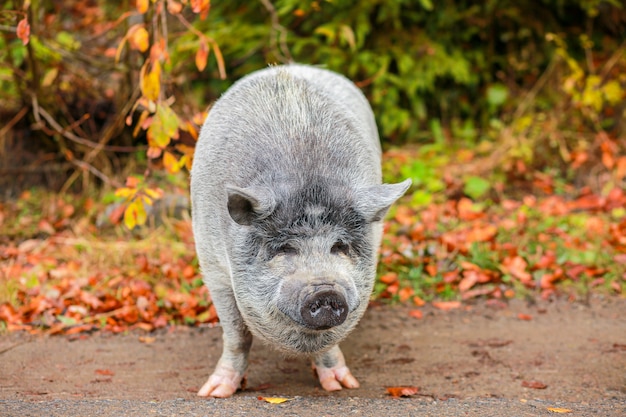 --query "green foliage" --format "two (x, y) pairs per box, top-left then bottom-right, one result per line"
(1, 0), (624, 203)
(200, 0), (624, 147)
